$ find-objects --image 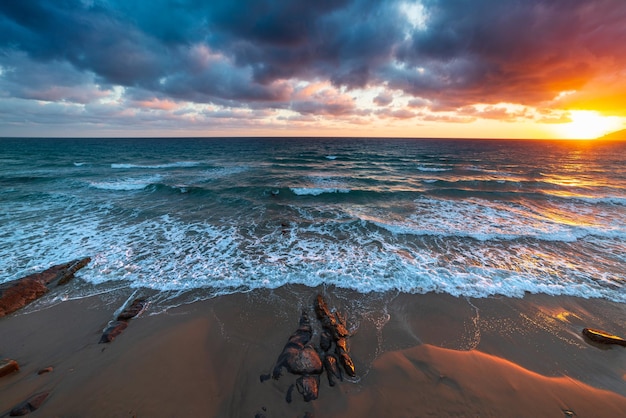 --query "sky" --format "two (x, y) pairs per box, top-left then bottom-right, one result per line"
(1, 0), (626, 139)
